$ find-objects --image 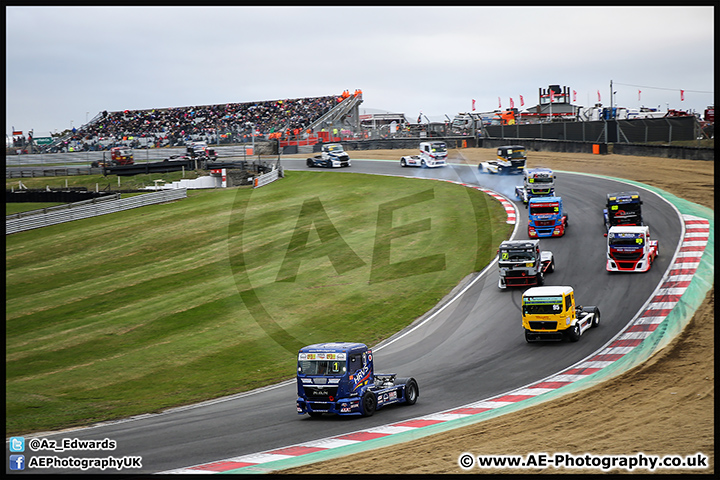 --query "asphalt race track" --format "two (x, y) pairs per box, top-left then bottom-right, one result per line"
(15, 159), (682, 474)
